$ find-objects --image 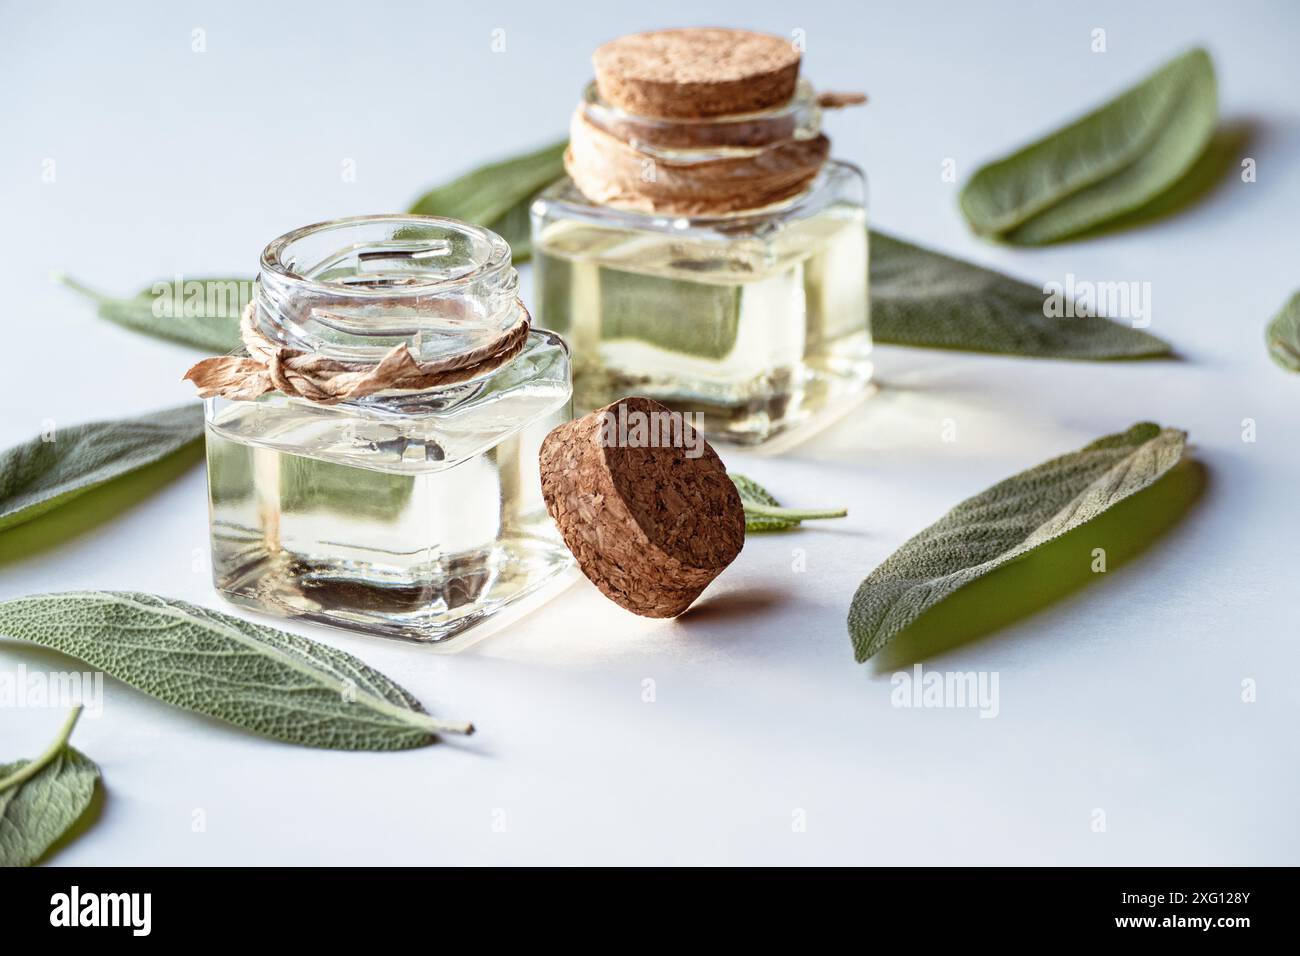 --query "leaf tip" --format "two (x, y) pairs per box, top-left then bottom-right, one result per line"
(847, 618), (875, 664)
